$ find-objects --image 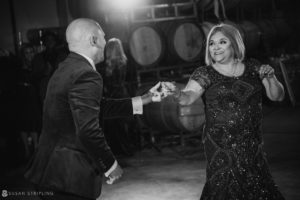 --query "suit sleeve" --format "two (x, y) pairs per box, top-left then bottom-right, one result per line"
(69, 70), (115, 172)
